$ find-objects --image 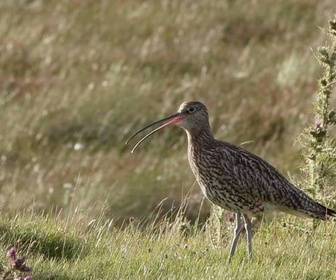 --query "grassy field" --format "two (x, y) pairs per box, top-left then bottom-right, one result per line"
(1, 0), (336, 279)
(1, 212), (336, 279)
